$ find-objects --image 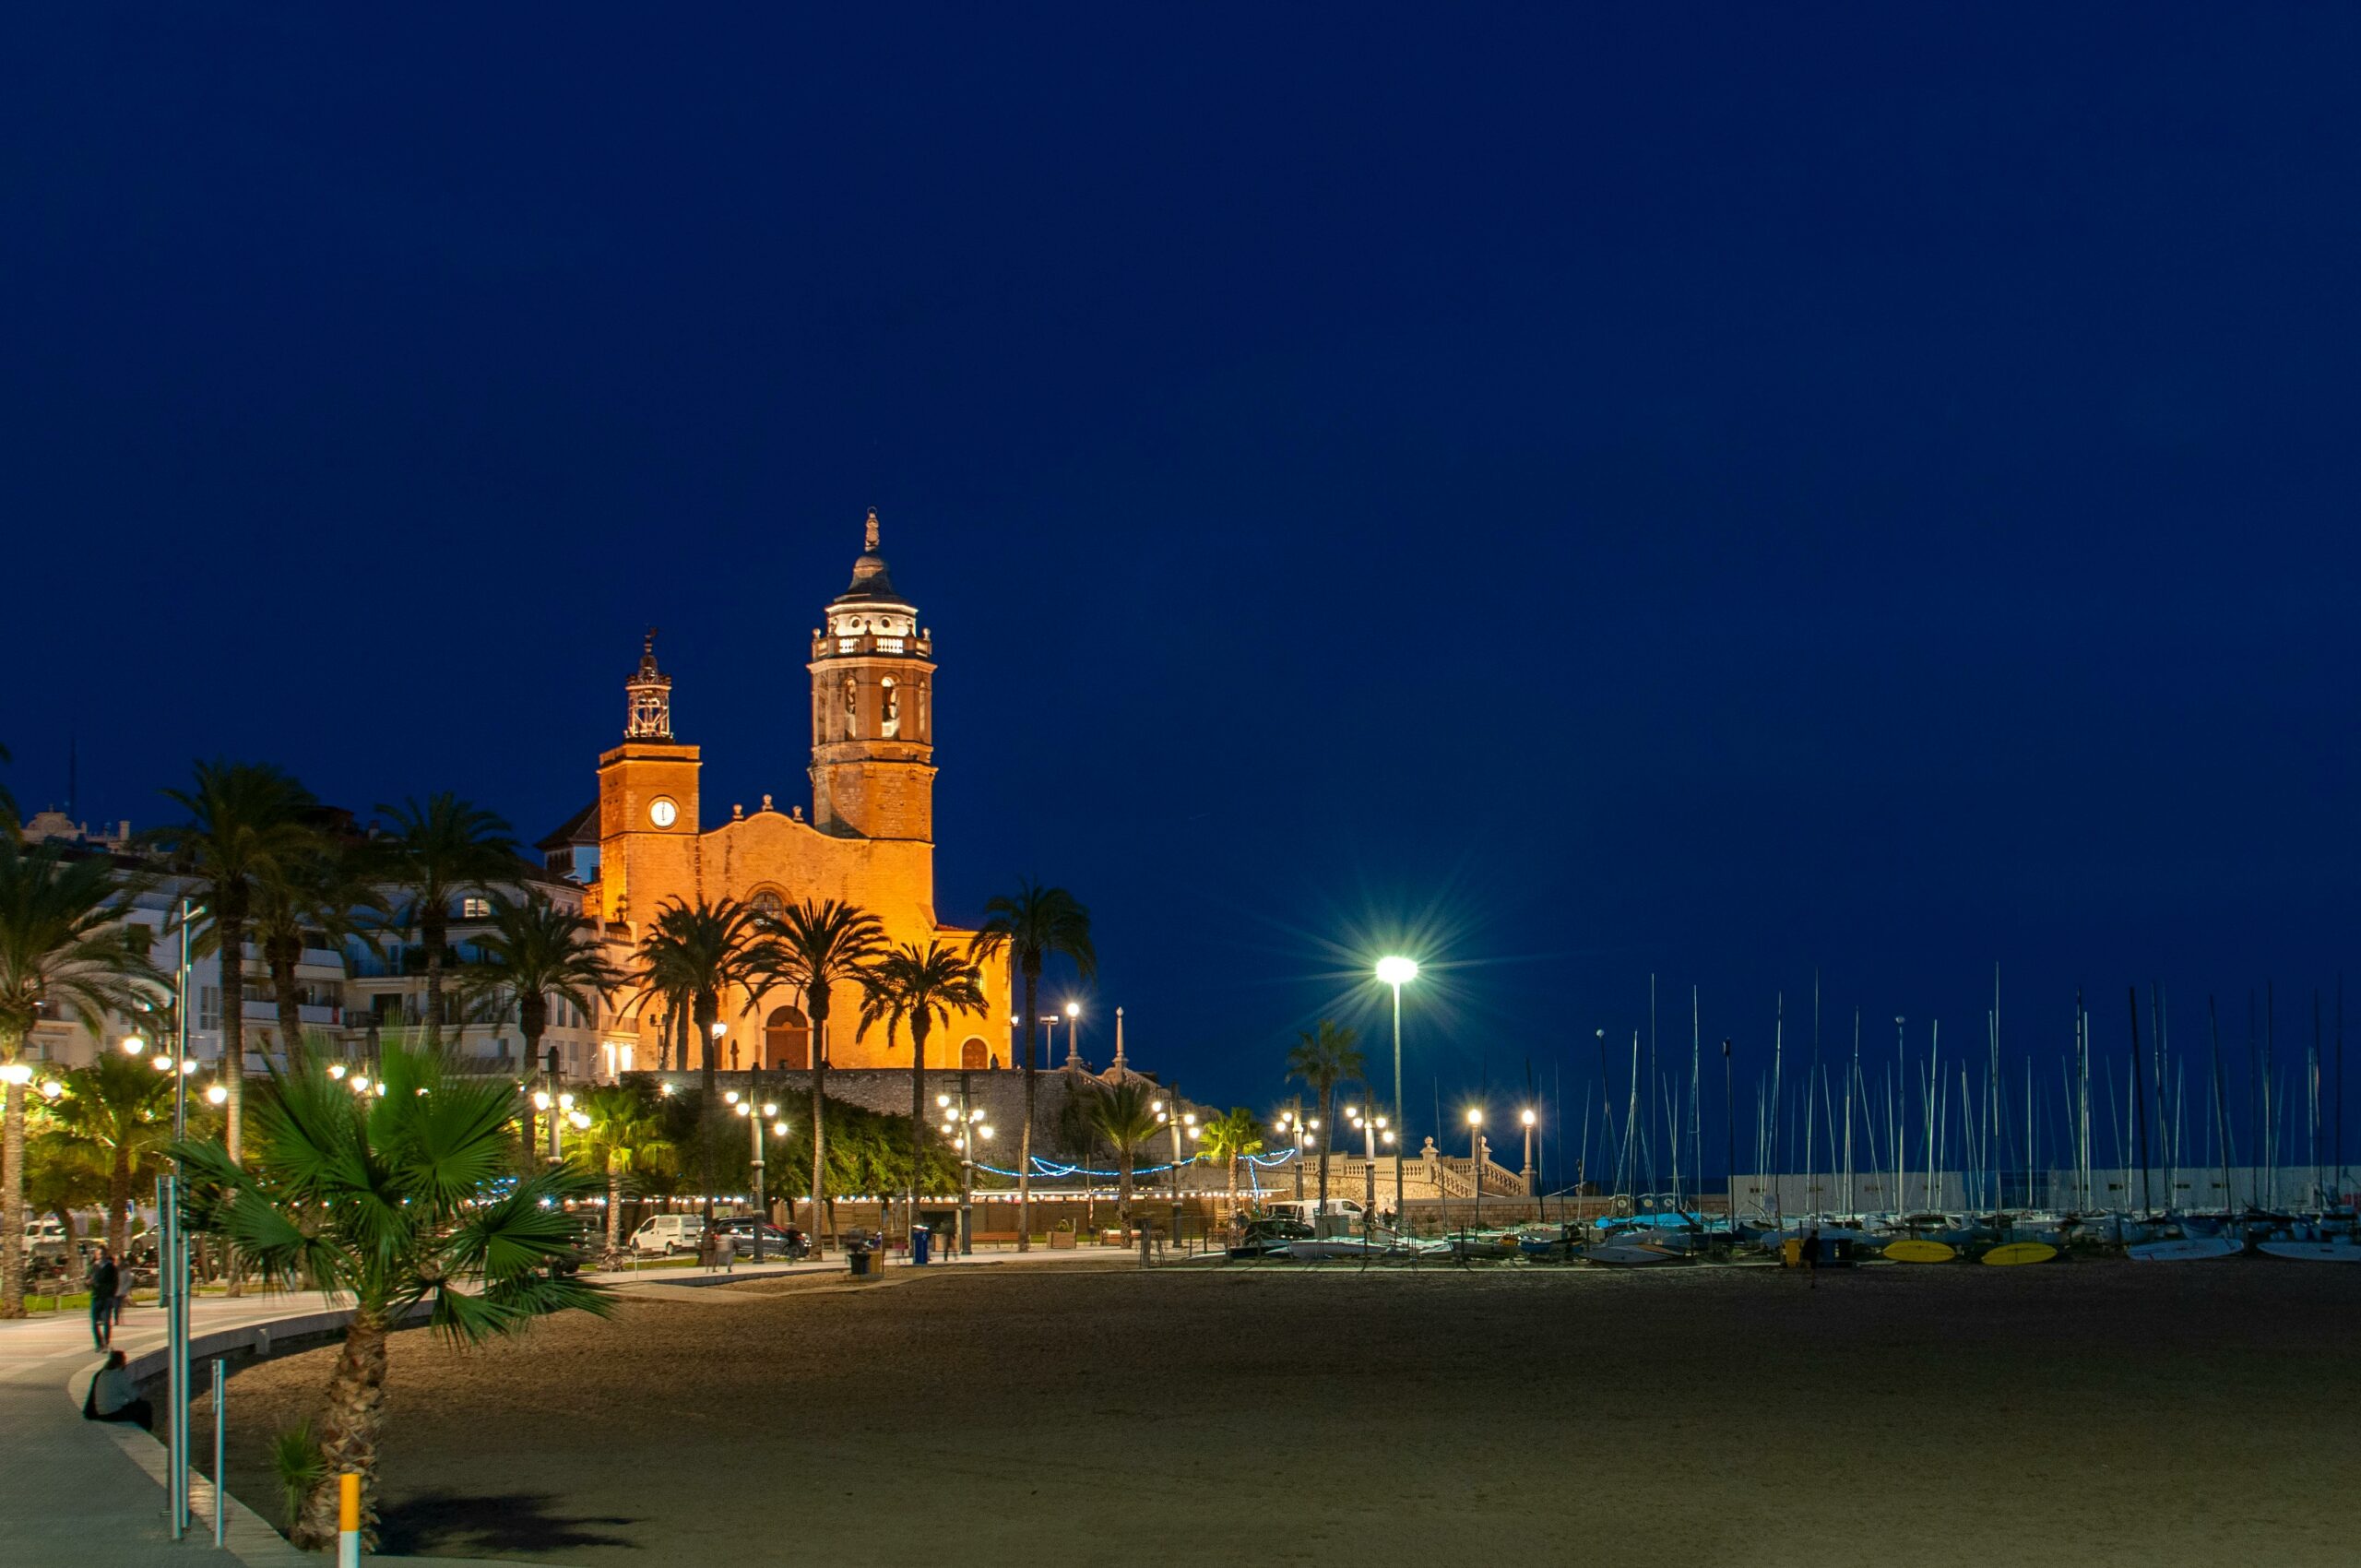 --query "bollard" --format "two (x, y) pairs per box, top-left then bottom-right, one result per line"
(211, 1358), (227, 1546)
(1137, 1223), (1151, 1268)
(338, 1472), (362, 1568)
